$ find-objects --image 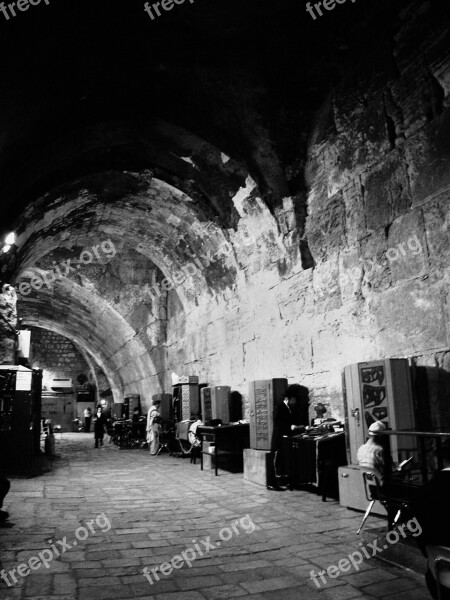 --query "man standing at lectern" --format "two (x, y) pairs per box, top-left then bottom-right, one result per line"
(267, 385), (308, 491)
